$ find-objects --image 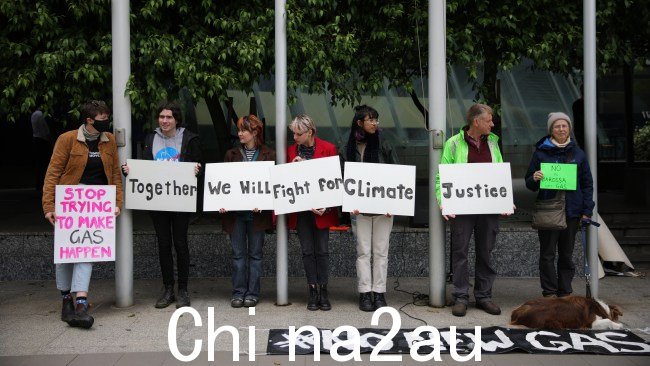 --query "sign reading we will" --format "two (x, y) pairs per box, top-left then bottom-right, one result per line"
(54, 185), (115, 264)
(203, 161), (275, 211)
(540, 163), (577, 190)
